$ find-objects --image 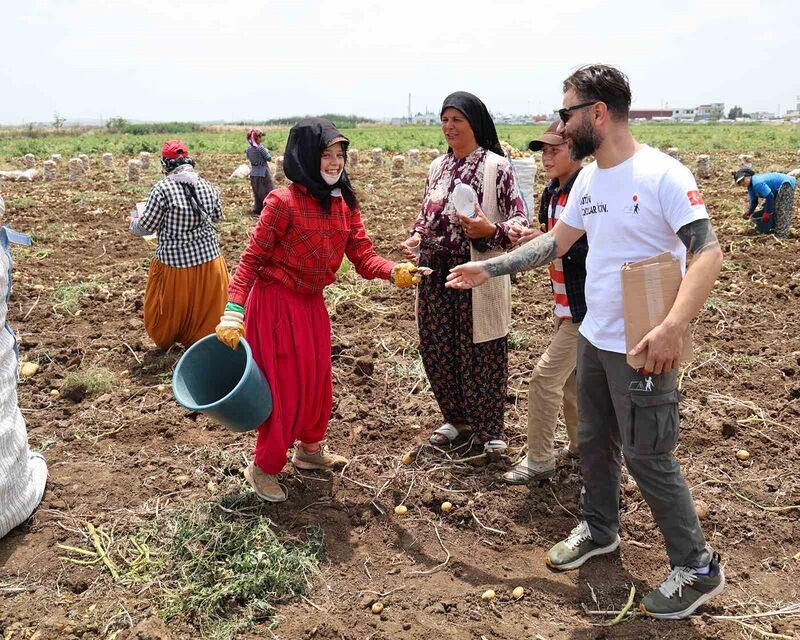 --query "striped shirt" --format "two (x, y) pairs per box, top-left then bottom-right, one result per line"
(545, 189), (572, 319)
(135, 170), (223, 268)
